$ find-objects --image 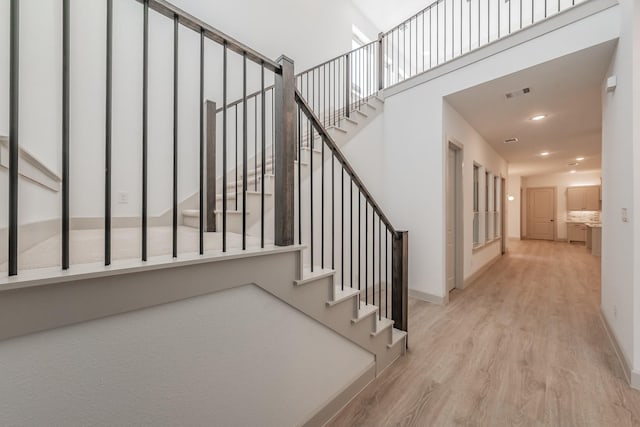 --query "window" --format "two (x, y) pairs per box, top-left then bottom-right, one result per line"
(494, 176), (500, 239)
(473, 164), (480, 246)
(485, 171), (491, 242)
